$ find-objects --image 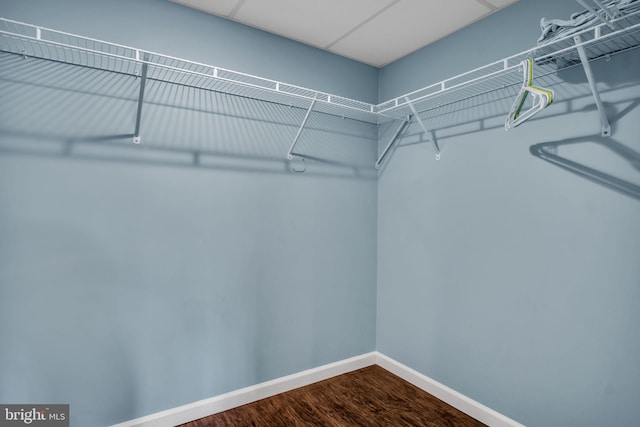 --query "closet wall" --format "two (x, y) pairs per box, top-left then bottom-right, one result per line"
(0, 1), (378, 426)
(2, 0), (639, 426)
(377, 1), (640, 426)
